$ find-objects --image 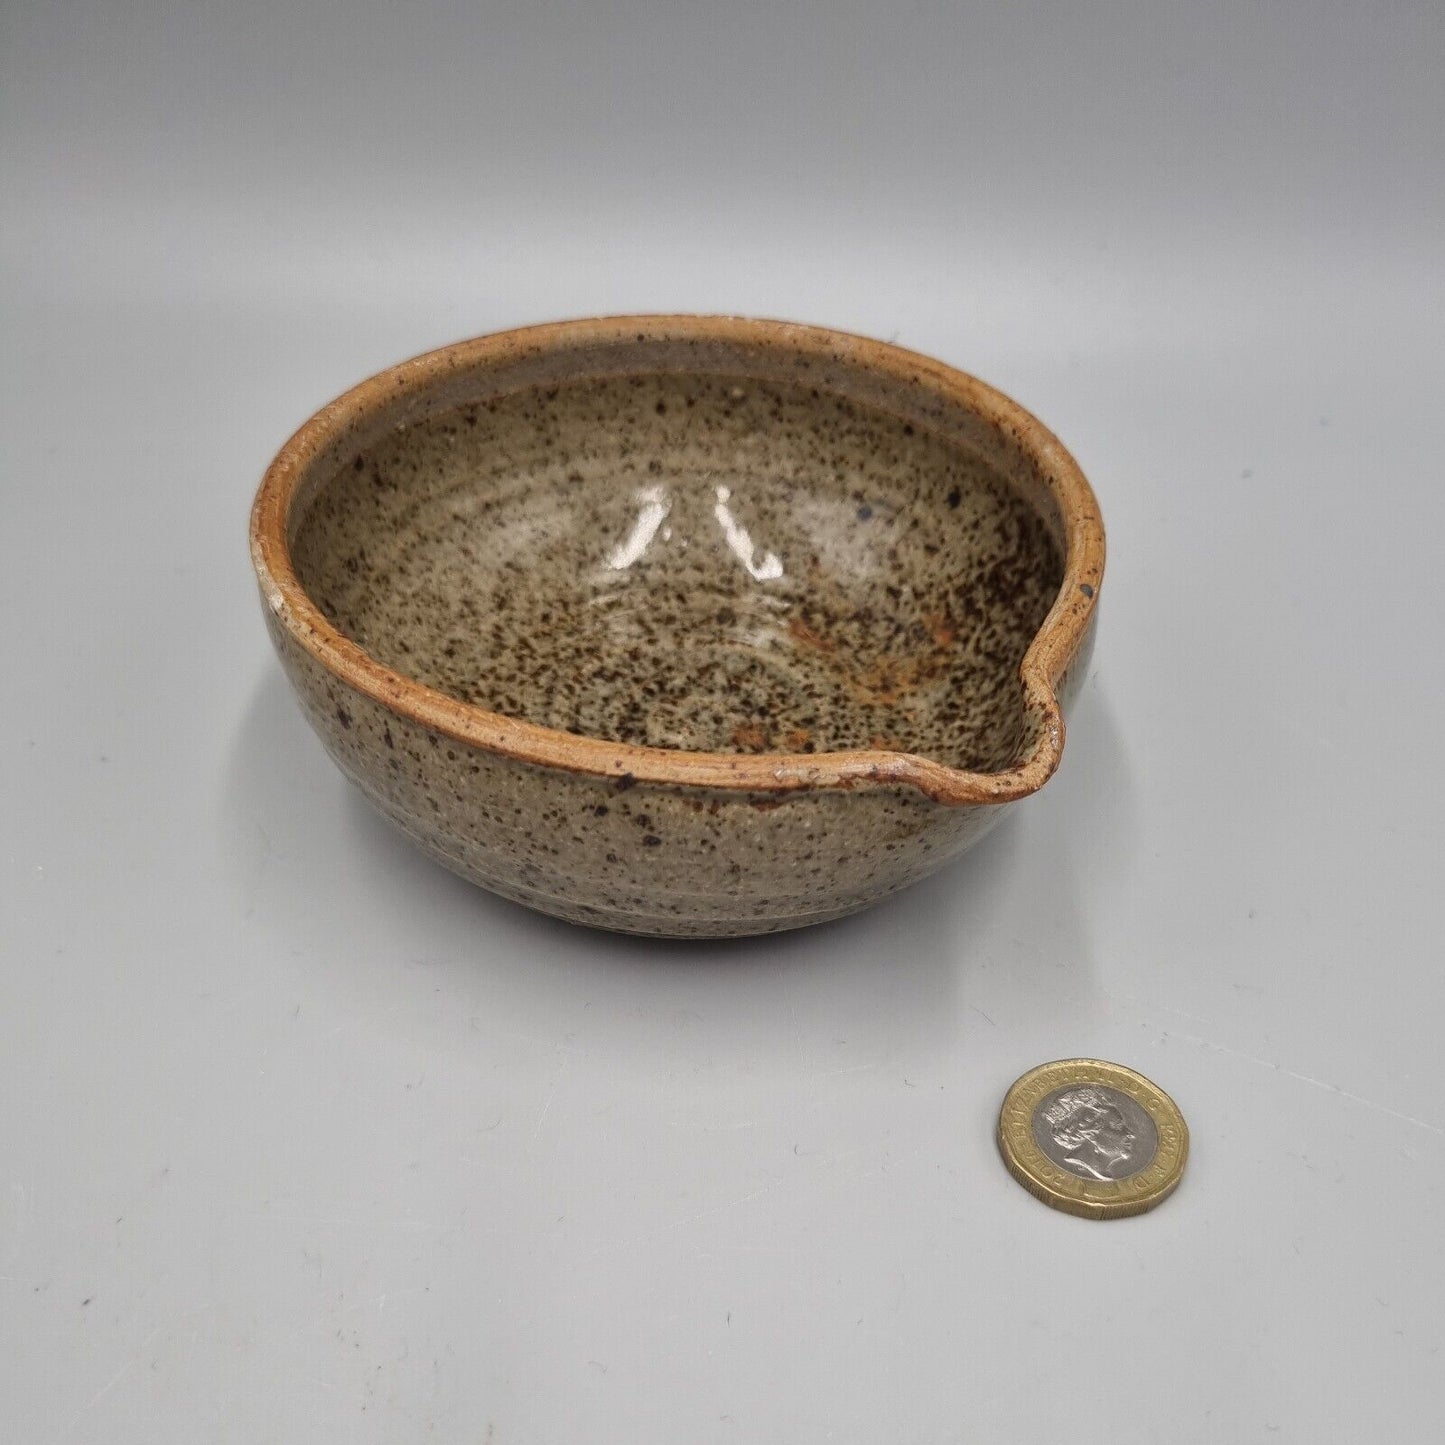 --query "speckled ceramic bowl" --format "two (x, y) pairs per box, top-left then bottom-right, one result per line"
(250, 317), (1104, 936)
